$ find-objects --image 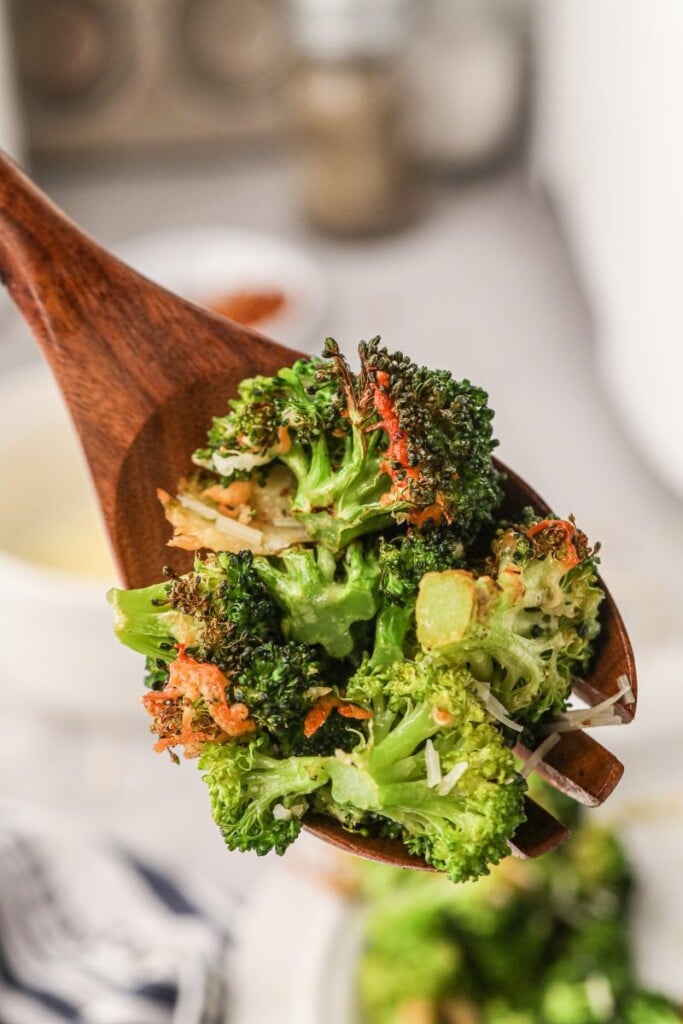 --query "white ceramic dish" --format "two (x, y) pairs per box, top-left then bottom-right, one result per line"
(234, 643), (683, 1023)
(113, 226), (329, 352)
(0, 361), (142, 721)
